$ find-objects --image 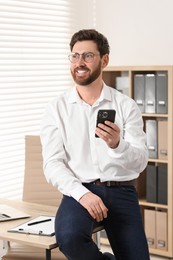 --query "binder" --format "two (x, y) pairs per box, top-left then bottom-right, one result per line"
(134, 74), (145, 112)
(146, 119), (158, 159)
(144, 209), (156, 248)
(158, 165), (167, 205)
(156, 71), (168, 114)
(146, 165), (157, 203)
(145, 73), (156, 113)
(158, 120), (168, 160)
(8, 215), (55, 236)
(156, 211), (167, 250)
